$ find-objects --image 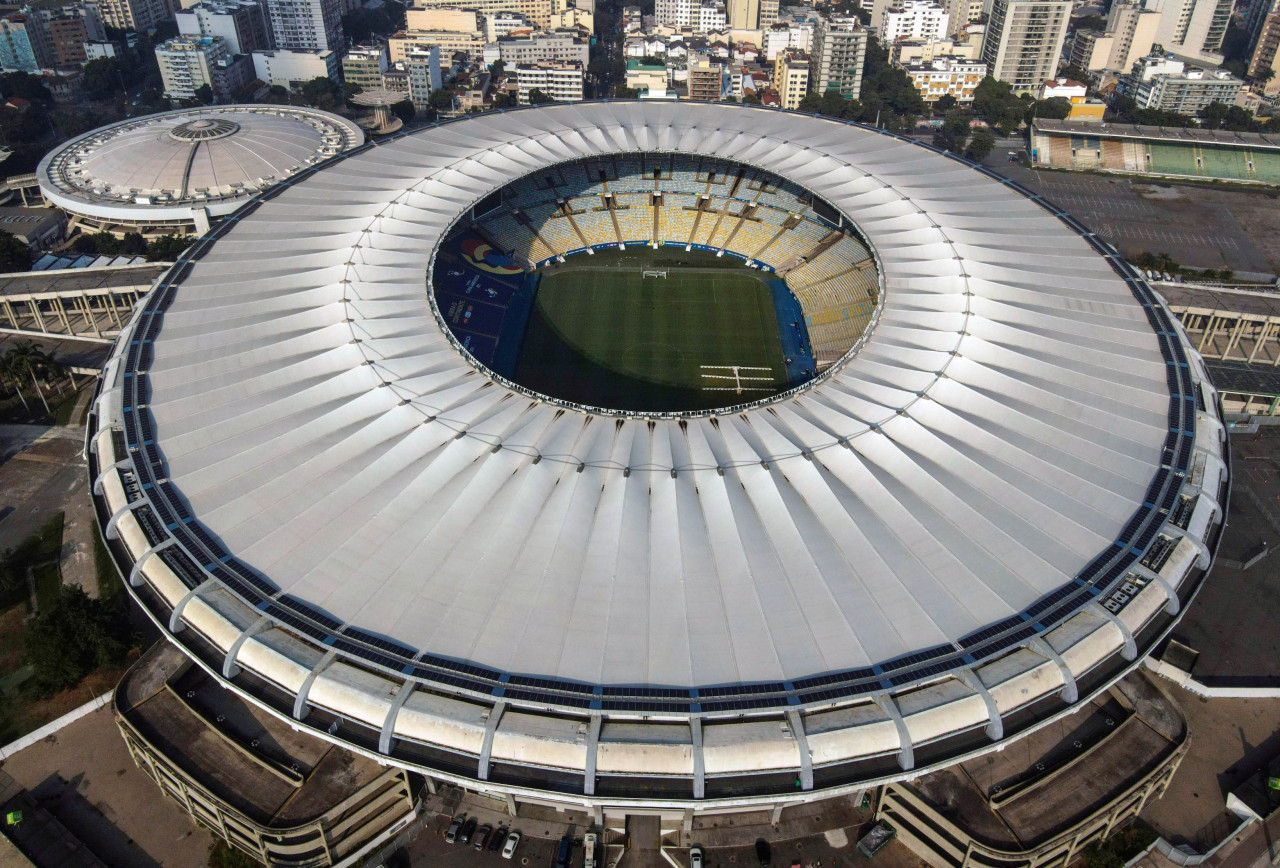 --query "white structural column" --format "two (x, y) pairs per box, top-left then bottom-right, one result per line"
(168, 575), (215, 632)
(1090, 603), (1138, 661)
(222, 617), (271, 679)
(104, 499), (145, 540)
(875, 694), (915, 771)
(1164, 524), (1212, 569)
(478, 701), (507, 781)
(93, 457), (134, 494)
(957, 670), (1004, 741)
(1130, 564), (1181, 615)
(128, 537), (175, 588)
(294, 650), (338, 720)
(379, 682), (416, 754)
(691, 718), (705, 799)
(786, 710), (814, 790)
(584, 714), (602, 796)
(1029, 637), (1078, 703)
